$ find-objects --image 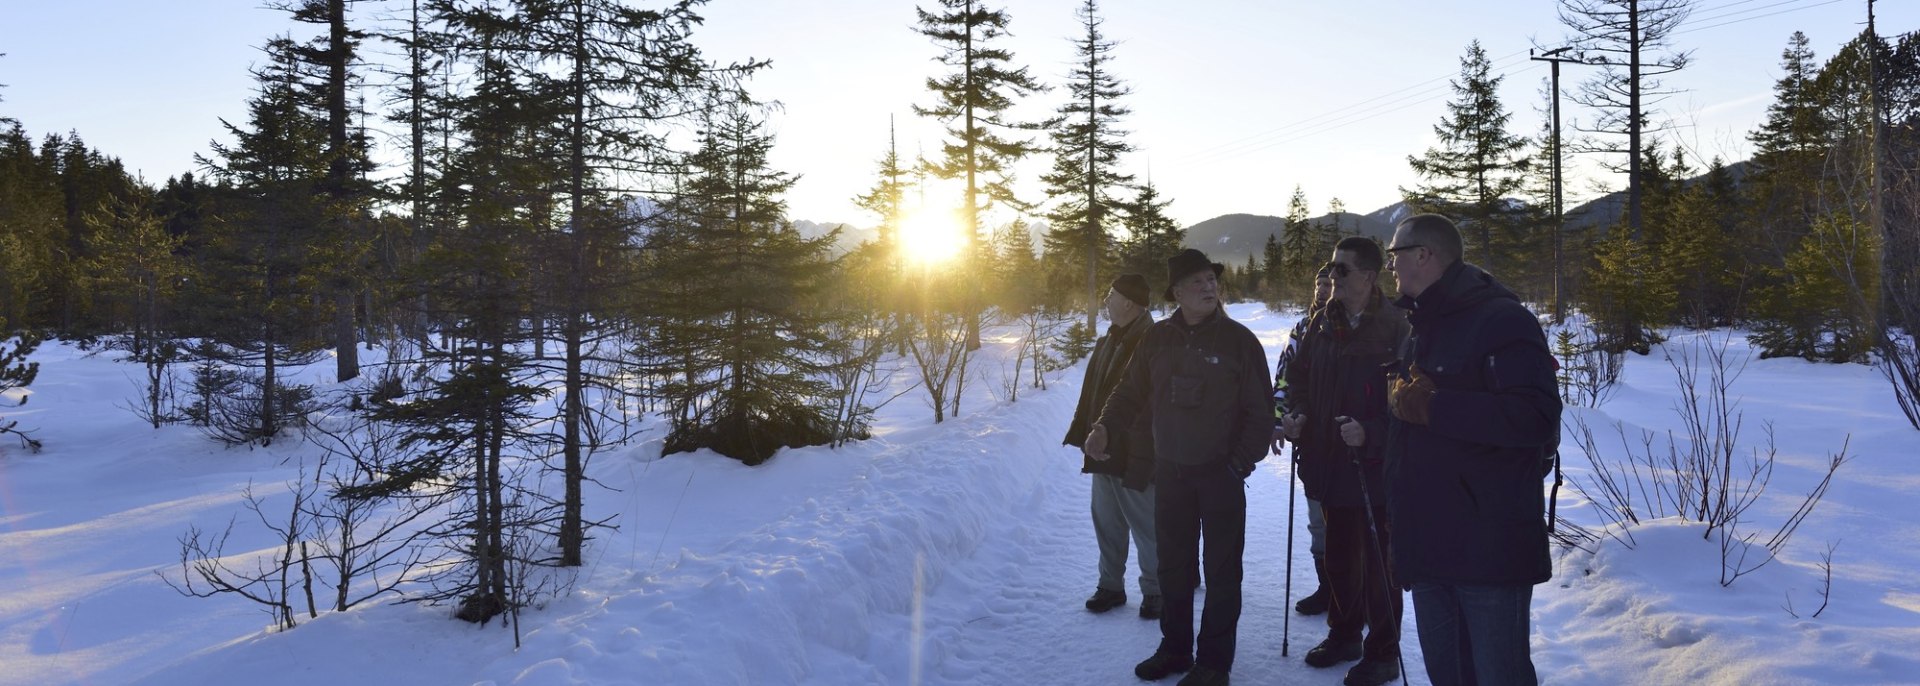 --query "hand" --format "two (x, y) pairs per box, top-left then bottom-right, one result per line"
(1270, 427), (1286, 455)
(1389, 364), (1437, 425)
(1281, 412), (1306, 441)
(1336, 415), (1365, 447)
(1084, 424), (1111, 461)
